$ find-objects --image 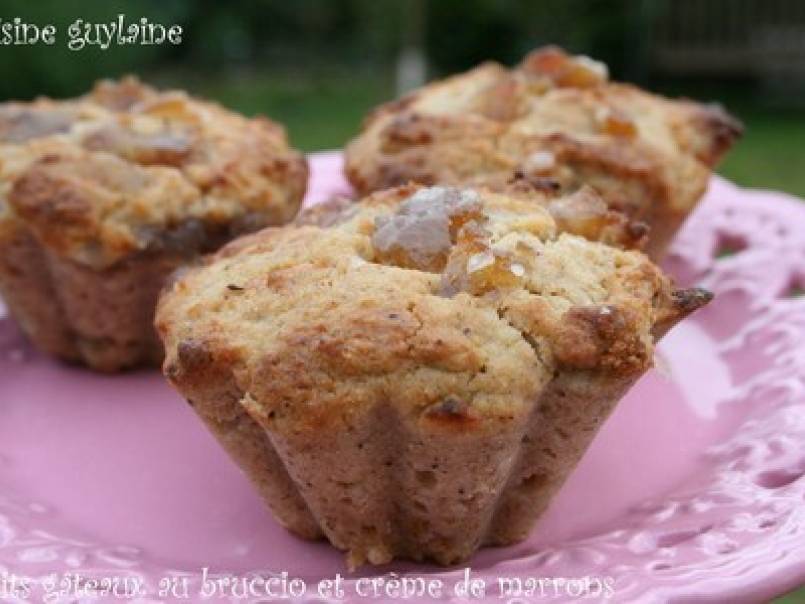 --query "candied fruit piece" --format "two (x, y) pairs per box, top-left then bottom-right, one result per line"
(520, 46), (608, 89)
(465, 249), (524, 293)
(522, 150), (556, 174)
(372, 186), (483, 272)
(596, 107), (637, 138)
(139, 94), (200, 124)
(467, 250), (495, 273)
(440, 222), (526, 297)
(547, 186), (613, 239)
(442, 246), (525, 296)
